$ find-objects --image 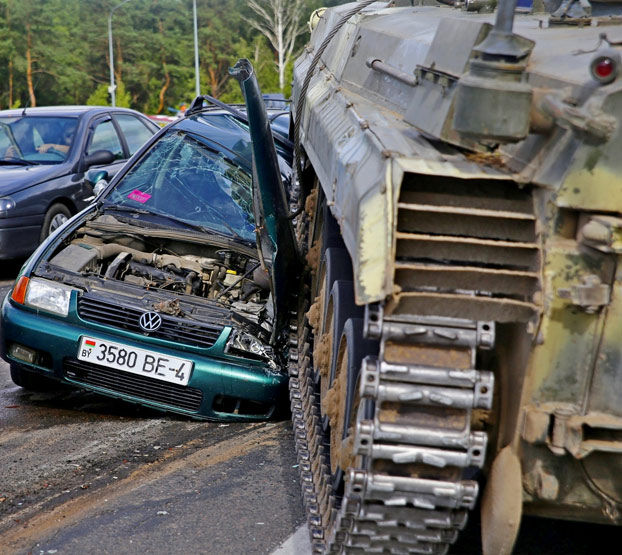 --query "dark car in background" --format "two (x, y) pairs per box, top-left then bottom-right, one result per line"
(1, 94), (294, 421)
(0, 106), (158, 259)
